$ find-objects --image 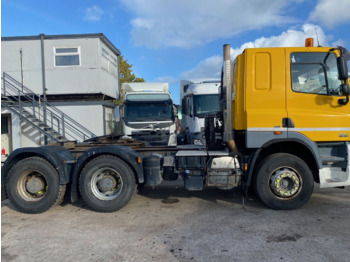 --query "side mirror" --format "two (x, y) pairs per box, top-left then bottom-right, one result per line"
(338, 83), (349, 105)
(341, 83), (350, 95)
(337, 56), (349, 81)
